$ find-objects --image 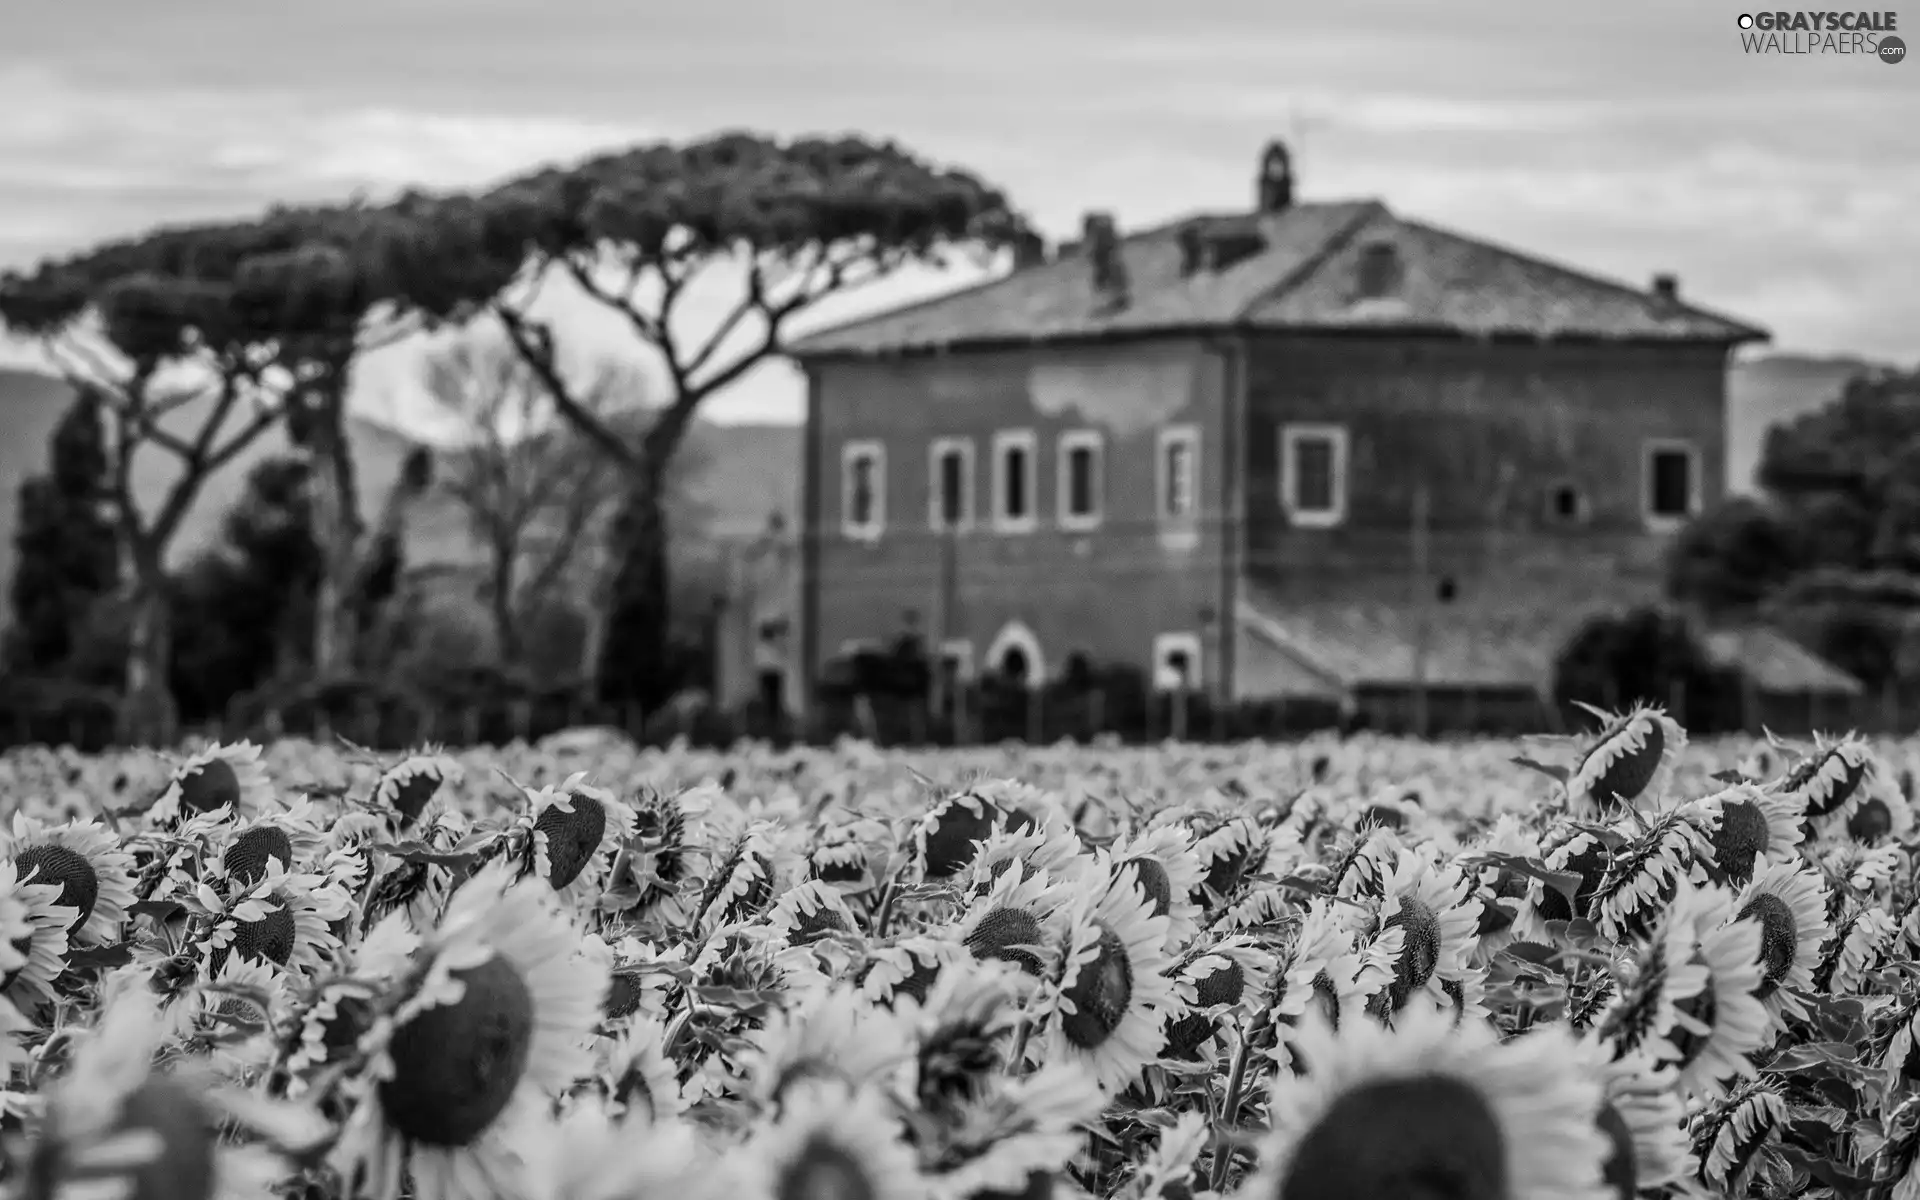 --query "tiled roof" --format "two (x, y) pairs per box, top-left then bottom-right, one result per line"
(793, 202), (1768, 357)
(1236, 587), (1855, 696)
(1701, 627), (1862, 695)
